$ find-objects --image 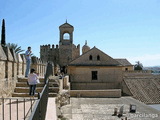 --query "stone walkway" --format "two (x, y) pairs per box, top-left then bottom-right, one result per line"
(45, 98), (57, 120)
(61, 97), (160, 120)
